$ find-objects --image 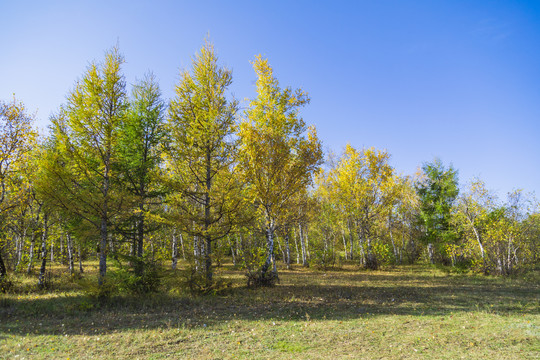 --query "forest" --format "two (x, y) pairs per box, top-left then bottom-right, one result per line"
(0, 42), (539, 296)
(1, 42), (539, 359)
